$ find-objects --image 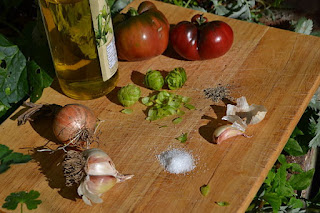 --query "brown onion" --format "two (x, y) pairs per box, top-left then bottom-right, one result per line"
(52, 104), (97, 147)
